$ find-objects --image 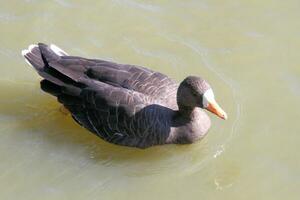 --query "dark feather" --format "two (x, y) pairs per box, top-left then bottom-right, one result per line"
(22, 43), (212, 148)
